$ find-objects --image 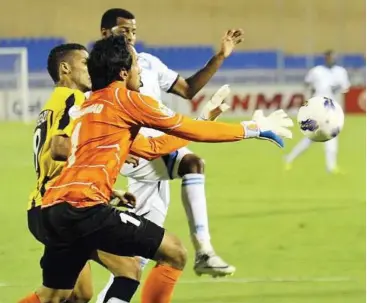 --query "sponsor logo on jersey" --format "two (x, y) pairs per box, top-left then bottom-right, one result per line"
(70, 104), (104, 119)
(36, 109), (52, 126)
